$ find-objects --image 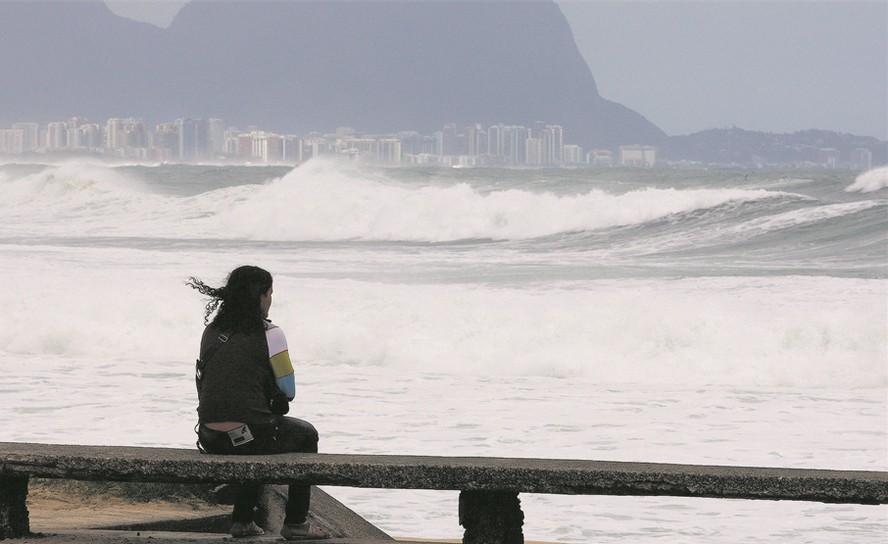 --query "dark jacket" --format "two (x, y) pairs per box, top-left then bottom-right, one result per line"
(196, 324), (275, 425)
